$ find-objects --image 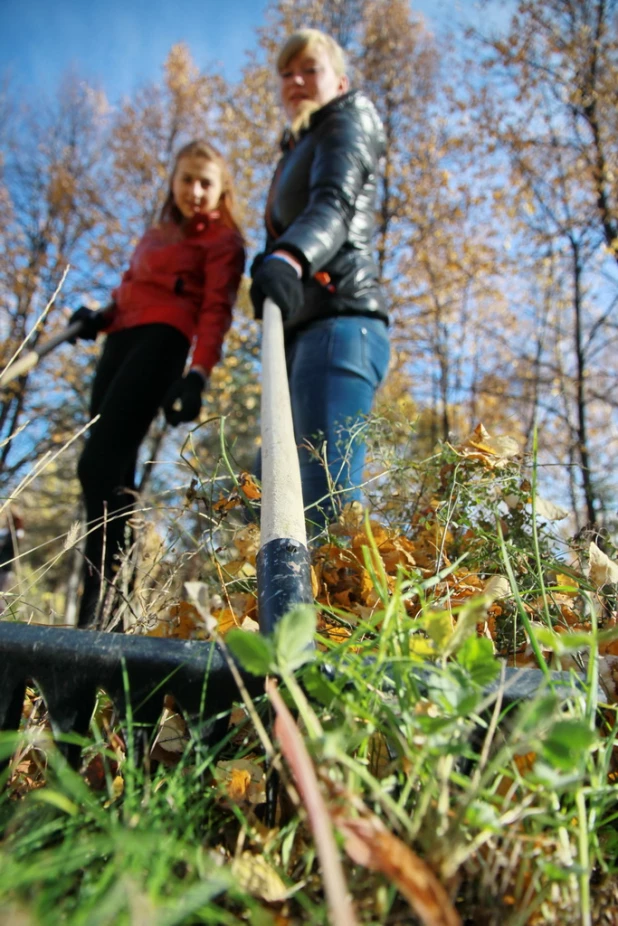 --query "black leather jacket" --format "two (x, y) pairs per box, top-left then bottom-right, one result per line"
(260, 90), (388, 335)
